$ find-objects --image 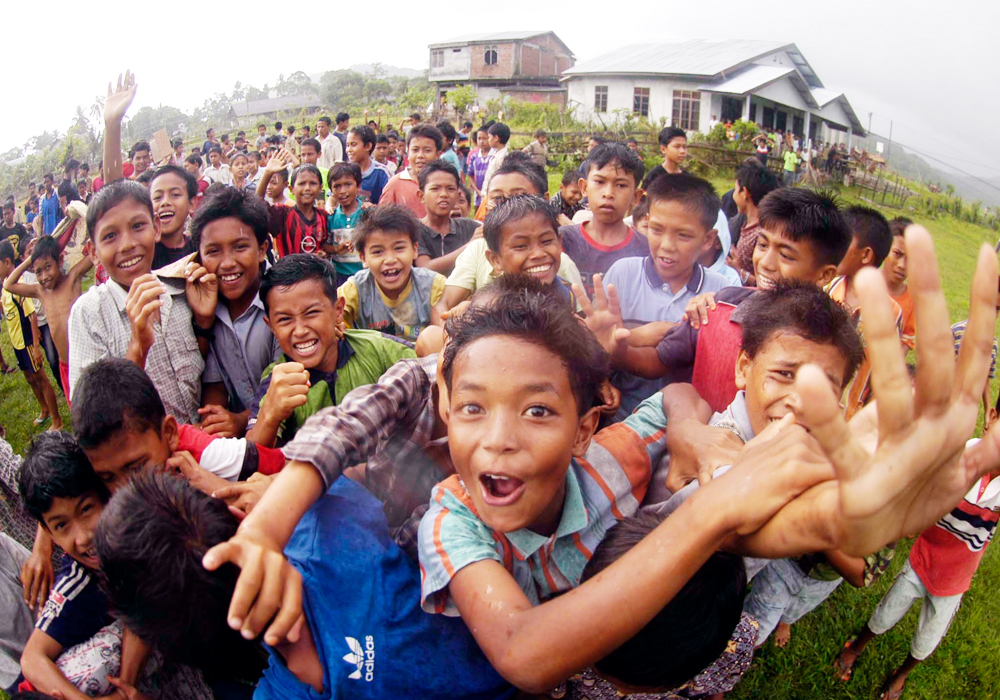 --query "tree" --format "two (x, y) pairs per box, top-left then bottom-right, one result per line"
(230, 81), (246, 102)
(244, 84), (269, 101)
(945, 184), (955, 197)
(320, 70), (365, 108)
(445, 85), (477, 114)
(276, 71), (314, 97)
